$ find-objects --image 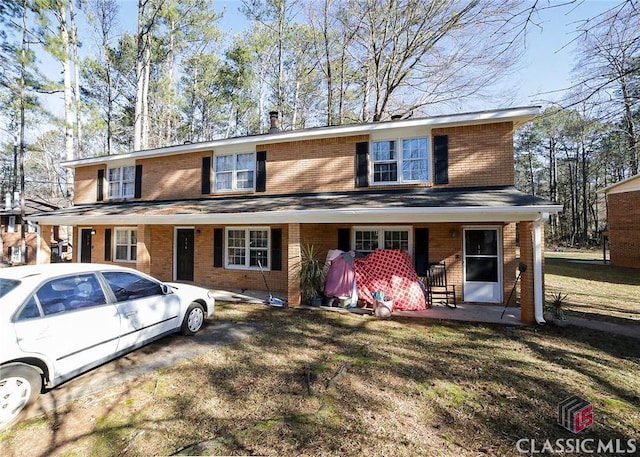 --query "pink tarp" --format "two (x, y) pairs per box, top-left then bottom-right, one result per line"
(354, 249), (427, 311)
